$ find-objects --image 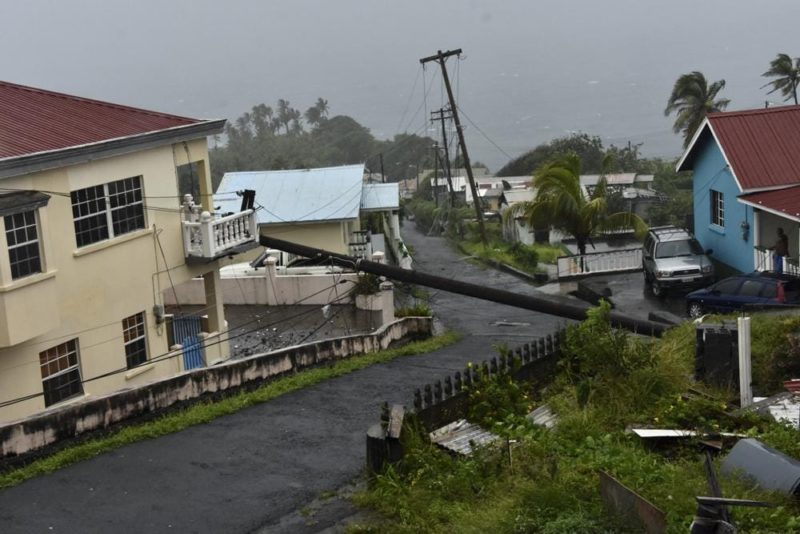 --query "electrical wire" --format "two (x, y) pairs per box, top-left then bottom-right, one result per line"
(0, 279), (357, 409)
(456, 105), (515, 162)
